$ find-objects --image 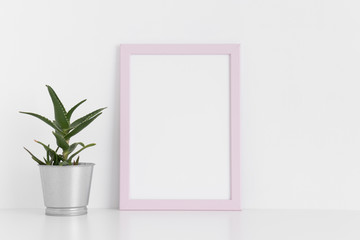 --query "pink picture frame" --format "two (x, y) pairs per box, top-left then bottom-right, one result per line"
(120, 44), (240, 210)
